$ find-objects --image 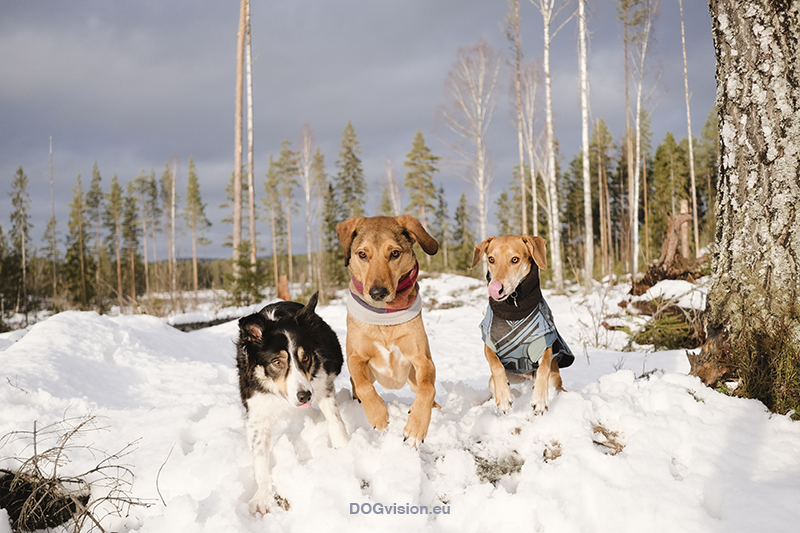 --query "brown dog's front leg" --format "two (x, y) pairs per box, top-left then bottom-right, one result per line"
(531, 347), (554, 414)
(404, 355), (436, 448)
(347, 353), (389, 431)
(484, 345), (513, 413)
